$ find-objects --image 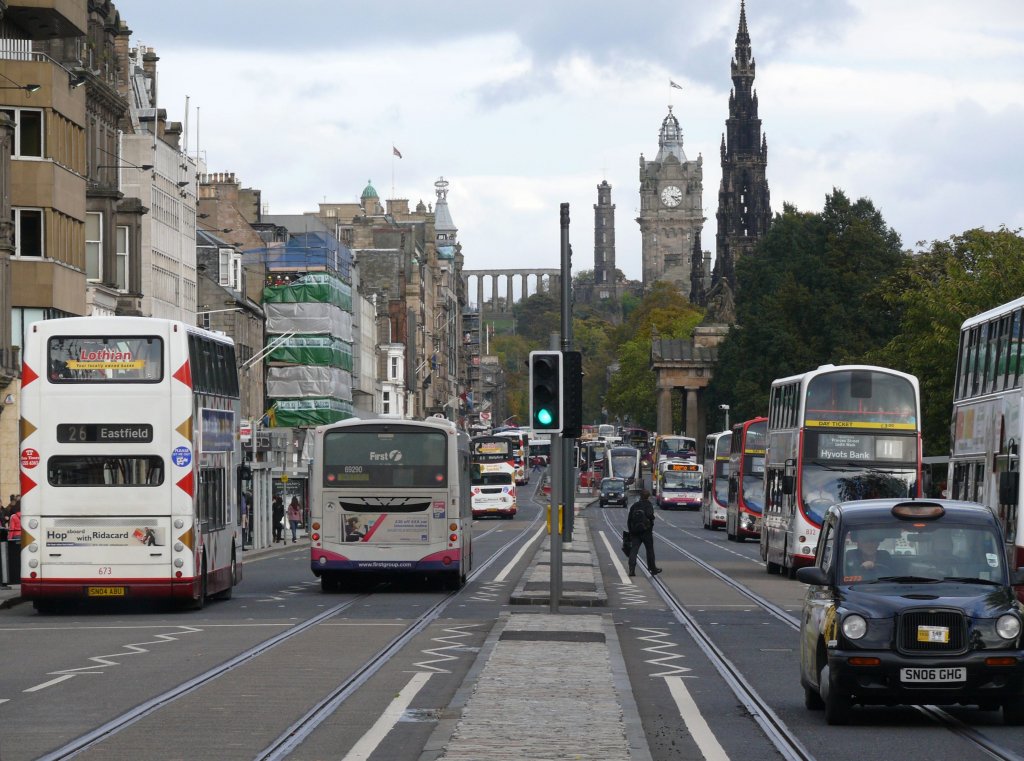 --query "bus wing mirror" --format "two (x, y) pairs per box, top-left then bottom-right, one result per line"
(999, 471), (1019, 506)
(782, 475), (795, 495)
